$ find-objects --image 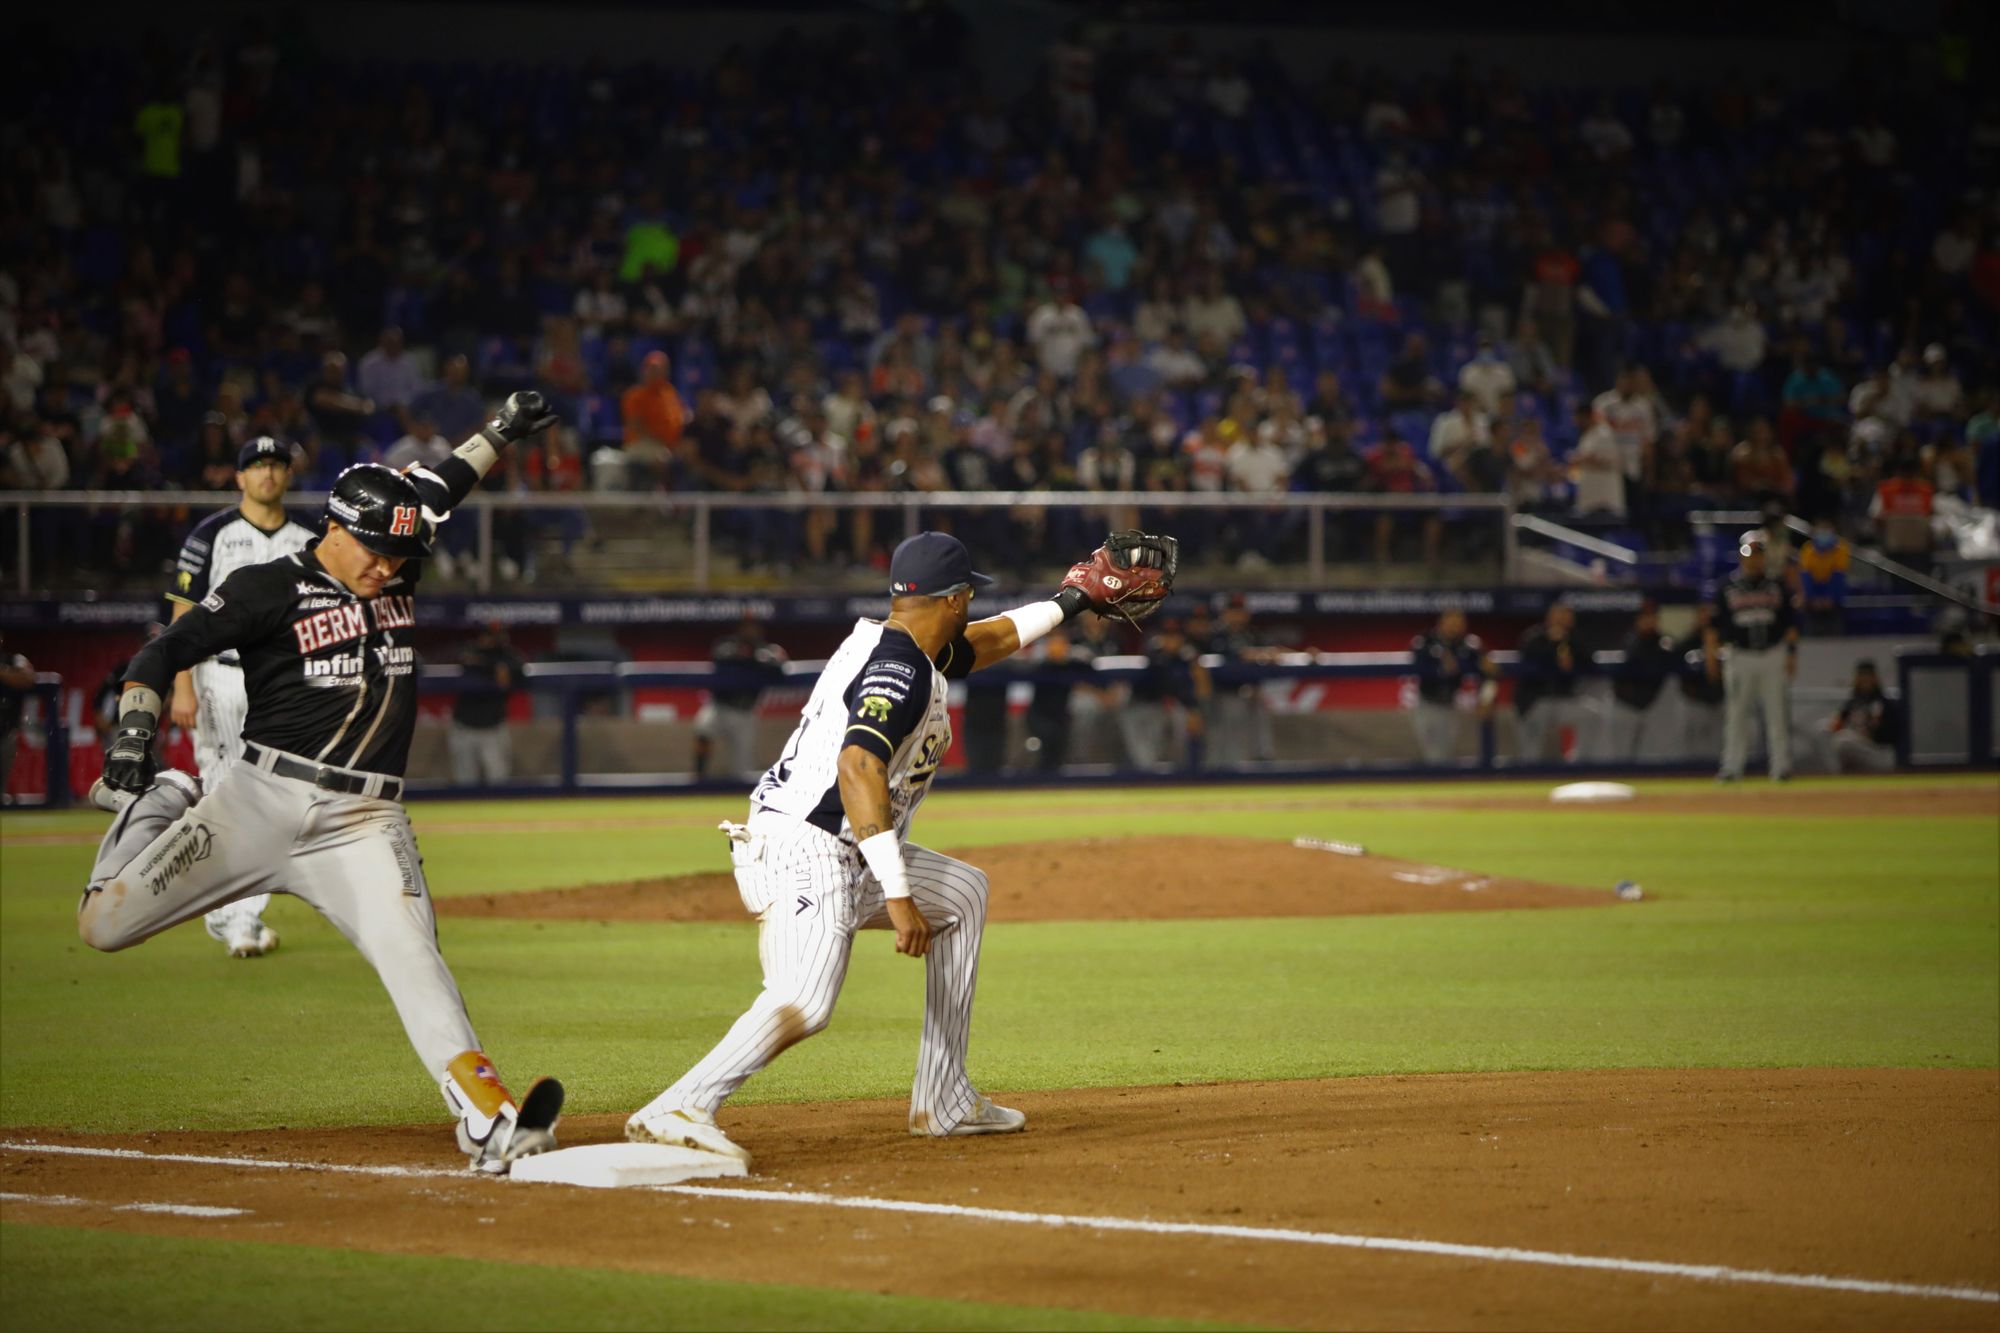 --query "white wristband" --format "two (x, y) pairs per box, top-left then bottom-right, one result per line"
(857, 829), (911, 900)
(1001, 600), (1066, 651)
